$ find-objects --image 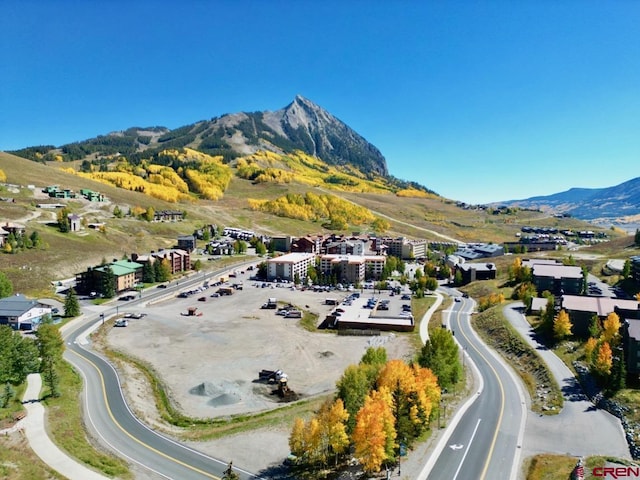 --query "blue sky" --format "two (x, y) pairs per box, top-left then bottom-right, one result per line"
(2, 1), (639, 204)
